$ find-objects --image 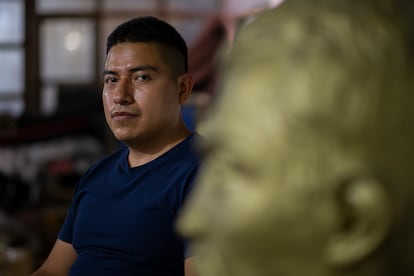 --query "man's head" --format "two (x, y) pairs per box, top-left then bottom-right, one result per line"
(106, 16), (188, 76)
(178, 1), (414, 276)
(102, 17), (193, 149)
